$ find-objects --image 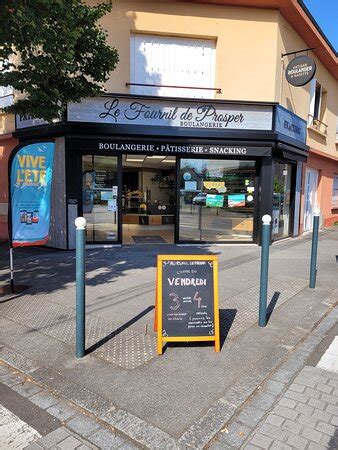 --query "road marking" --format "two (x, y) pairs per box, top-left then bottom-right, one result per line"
(317, 336), (338, 373)
(0, 404), (41, 449)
